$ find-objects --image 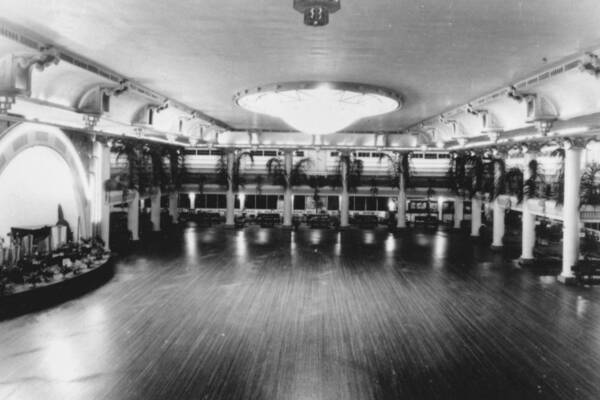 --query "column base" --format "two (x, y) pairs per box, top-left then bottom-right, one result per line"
(339, 225), (350, 231)
(557, 274), (578, 285)
(518, 257), (535, 266)
(282, 225), (293, 230)
(224, 224), (236, 229)
(491, 244), (503, 251)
